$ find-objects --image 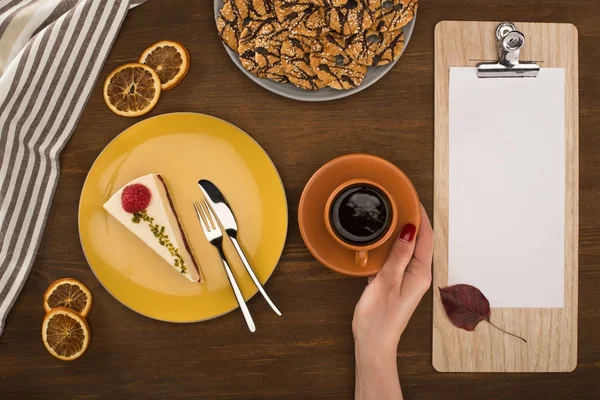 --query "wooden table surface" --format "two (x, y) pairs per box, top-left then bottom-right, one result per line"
(2, 1), (599, 398)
